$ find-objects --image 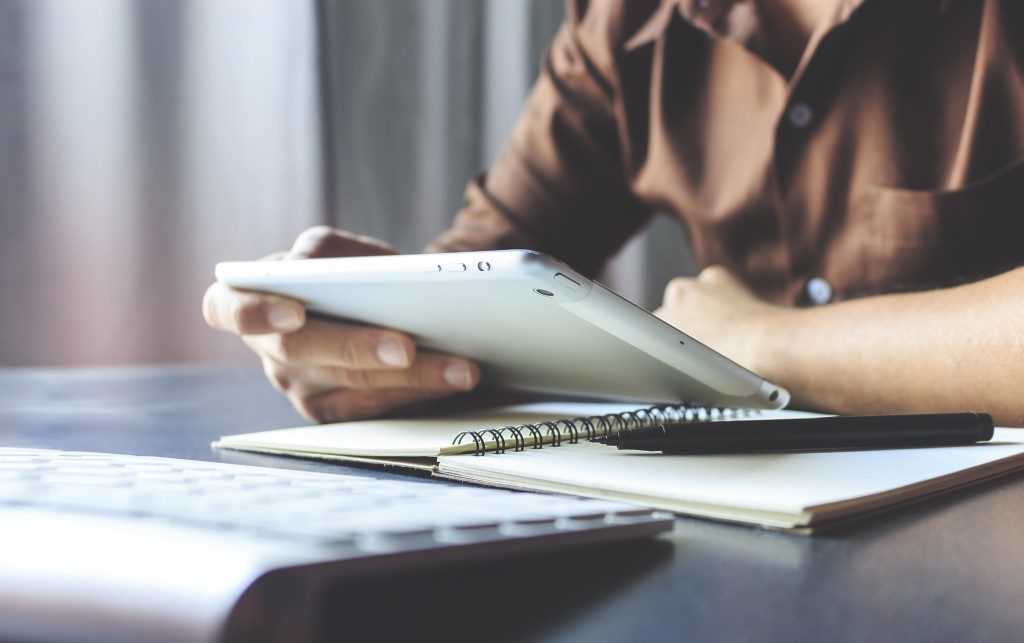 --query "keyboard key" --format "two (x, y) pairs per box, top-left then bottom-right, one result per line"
(40, 473), (133, 487)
